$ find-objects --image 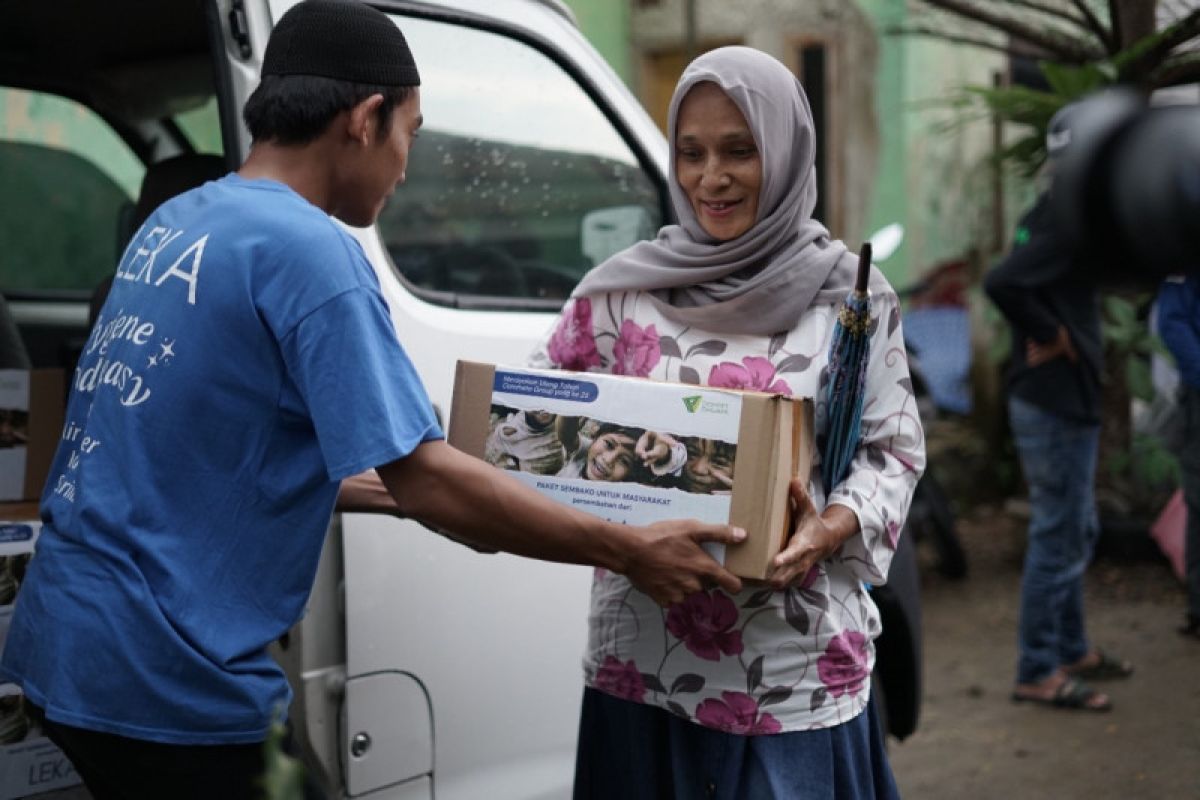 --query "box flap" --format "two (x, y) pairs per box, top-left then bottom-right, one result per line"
(725, 394), (785, 579)
(794, 398), (814, 487)
(725, 395), (813, 580)
(448, 361), (495, 459)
